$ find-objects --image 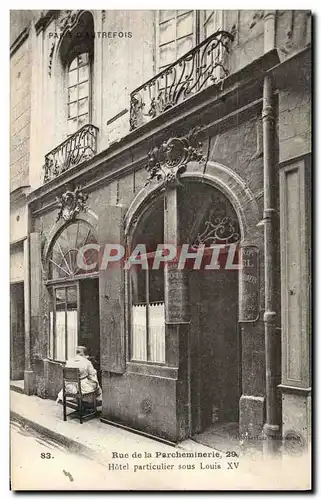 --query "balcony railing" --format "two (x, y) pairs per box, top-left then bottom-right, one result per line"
(129, 30), (234, 131)
(43, 124), (99, 183)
